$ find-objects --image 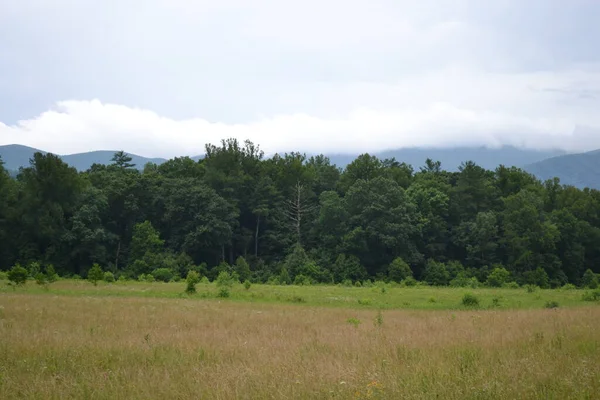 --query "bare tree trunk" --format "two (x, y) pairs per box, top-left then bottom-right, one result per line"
(285, 181), (316, 245)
